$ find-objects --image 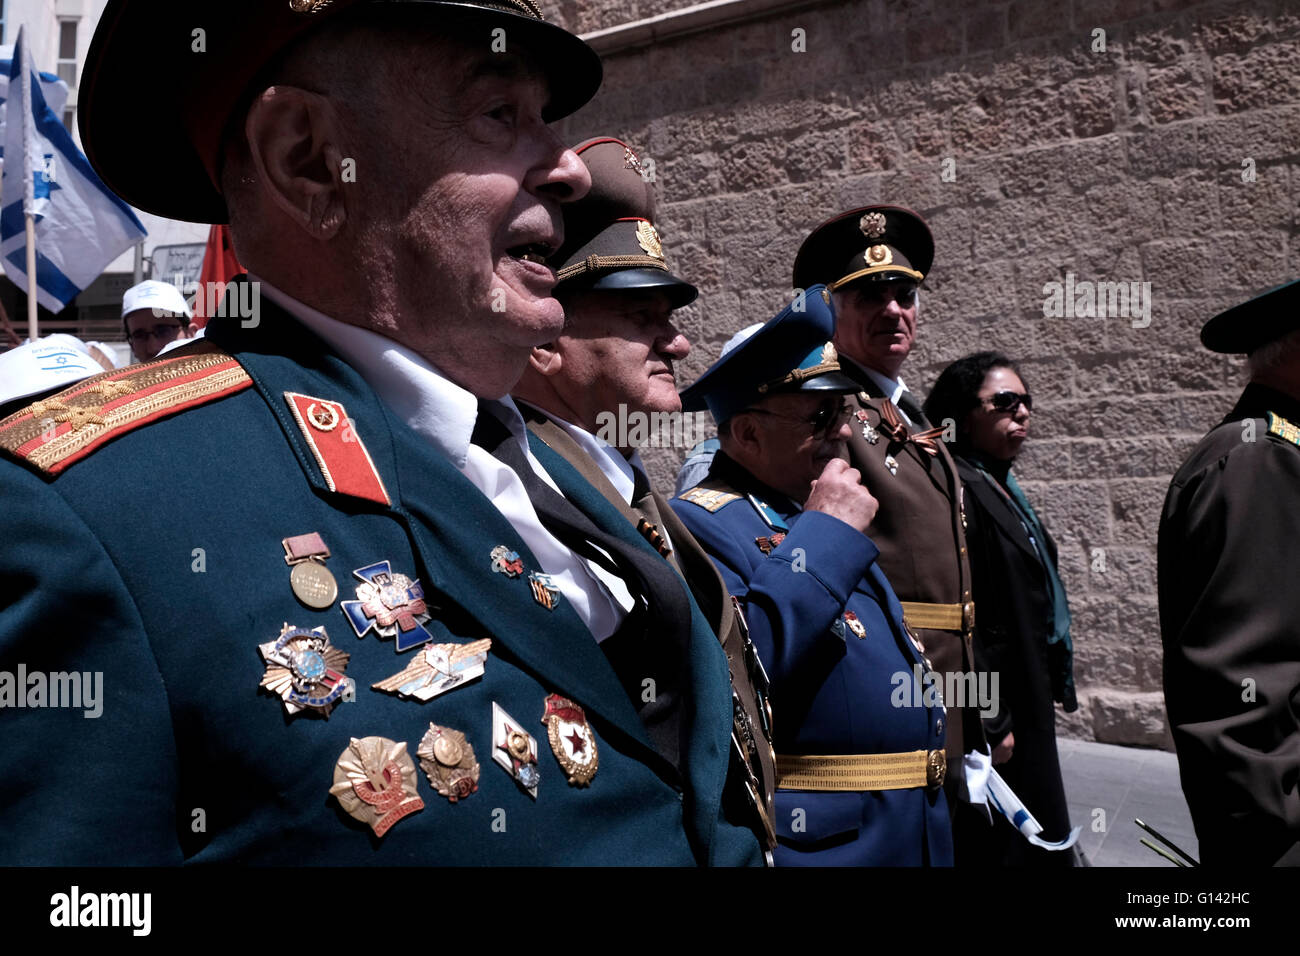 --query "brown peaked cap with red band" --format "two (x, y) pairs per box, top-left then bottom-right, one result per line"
(548, 137), (697, 308)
